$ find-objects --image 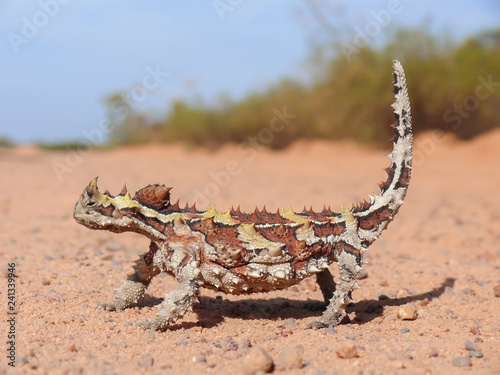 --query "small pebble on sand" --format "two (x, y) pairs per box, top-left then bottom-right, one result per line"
(493, 284), (500, 297)
(222, 335), (238, 351)
(242, 347), (273, 374)
(105, 240), (123, 252)
(469, 350), (483, 358)
(278, 347), (303, 369)
(336, 344), (358, 359)
(429, 348), (438, 357)
(462, 288), (476, 295)
(137, 354), (154, 369)
(378, 293), (390, 300)
(397, 304), (417, 320)
(357, 269), (368, 279)
(192, 355), (206, 363)
(452, 356), (472, 367)
(465, 339), (479, 351)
